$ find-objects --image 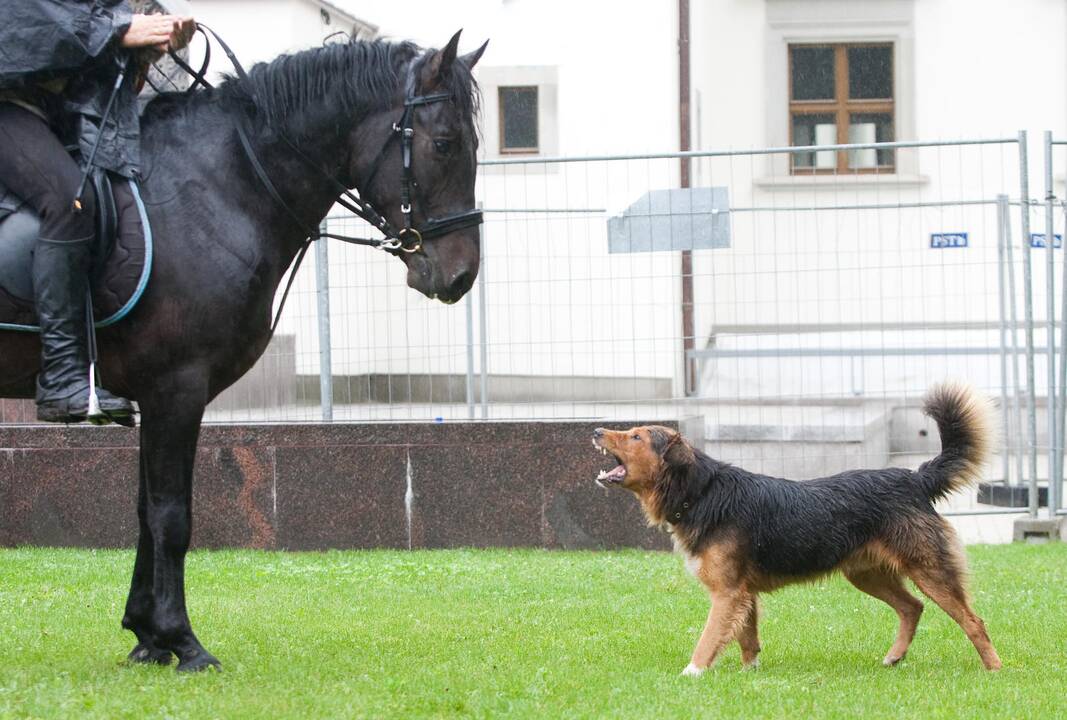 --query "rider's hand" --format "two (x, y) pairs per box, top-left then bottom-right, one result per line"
(168, 17), (196, 53)
(121, 14), (192, 51)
